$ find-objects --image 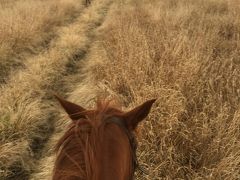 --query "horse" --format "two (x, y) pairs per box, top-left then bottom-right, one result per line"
(53, 96), (156, 180)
